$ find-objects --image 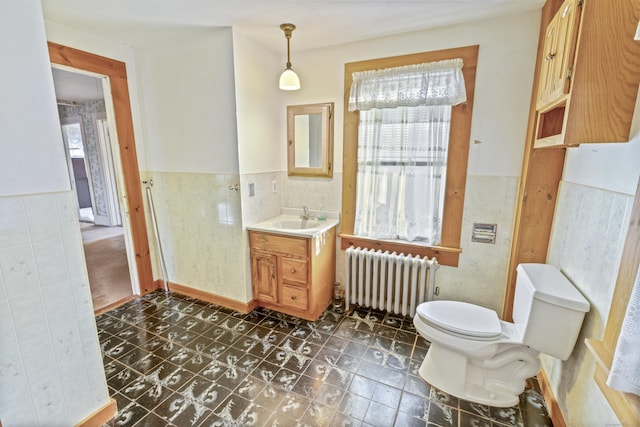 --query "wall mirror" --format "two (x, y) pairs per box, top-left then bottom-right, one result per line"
(287, 102), (334, 177)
